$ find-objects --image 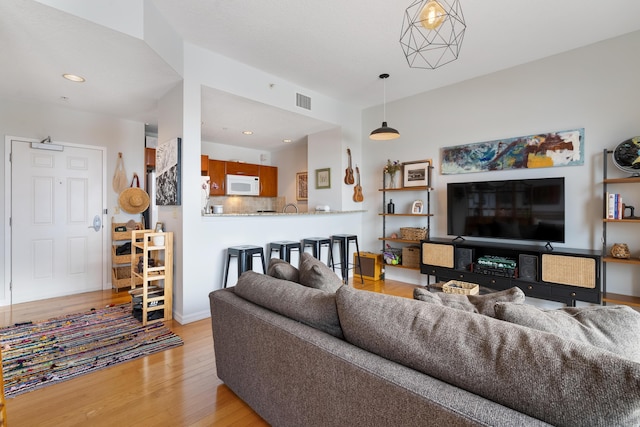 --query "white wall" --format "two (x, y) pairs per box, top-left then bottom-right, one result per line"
(201, 140), (271, 166)
(272, 141), (308, 211)
(361, 31), (640, 296)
